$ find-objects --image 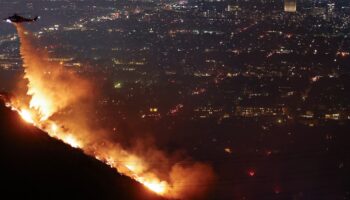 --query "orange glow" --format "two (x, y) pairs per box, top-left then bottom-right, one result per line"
(124, 156), (146, 174)
(19, 109), (34, 124)
(125, 164), (136, 172)
(63, 135), (81, 148)
(141, 179), (168, 194)
(29, 94), (53, 121)
(50, 123), (58, 134)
